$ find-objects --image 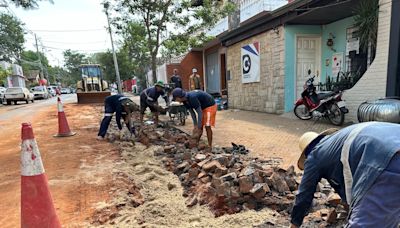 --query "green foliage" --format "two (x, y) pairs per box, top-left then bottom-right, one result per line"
(0, 13), (25, 61)
(111, 0), (236, 83)
(63, 49), (87, 82)
(9, 0), (53, 9)
(19, 50), (49, 77)
(0, 66), (12, 82)
(354, 0), (379, 52)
